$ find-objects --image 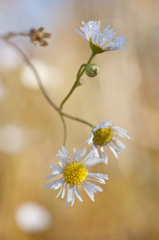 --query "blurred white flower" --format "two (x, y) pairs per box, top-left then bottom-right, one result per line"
(15, 202), (52, 232)
(76, 20), (126, 54)
(0, 124), (30, 154)
(45, 146), (108, 206)
(85, 119), (130, 165)
(21, 59), (62, 90)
